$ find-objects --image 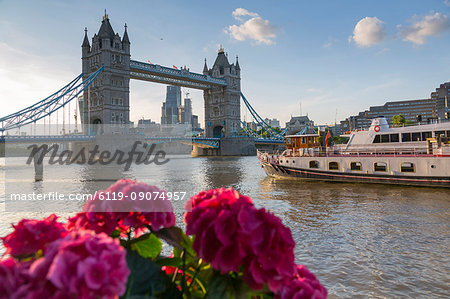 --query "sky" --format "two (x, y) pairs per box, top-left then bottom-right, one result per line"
(1, 0), (450, 128)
